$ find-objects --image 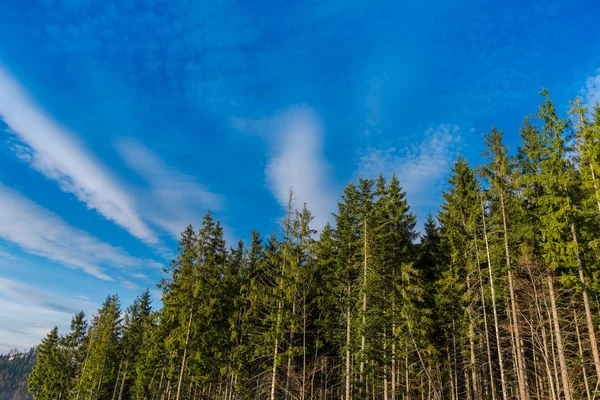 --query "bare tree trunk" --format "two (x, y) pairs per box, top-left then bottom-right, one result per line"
(571, 221), (600, 386)
(480, 197), (508, 400)
(111, 359), (123, 400)
(360, 219), (368, 396)
(117, 364), (127, 400)
(346, 282), (352, 400)
(474, 231), (496, 400)
(531, 270), (557, 400)
(575, 309), (592, 400)
(285, 301), (296, 400)
(547, 298), (562, 399)
(499, 190), (529, 400)
(448, 349), (456, 400)
(547, 274), (572, 400)
(175, 306), (194, 400)
(466, 274), (479, 400)
(302, 290), (307, 400)
(405, 351), (409, 400)
(384, 328), (388, 400)
(392, 300), (396, 400)
(271, 300), (283, 400)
